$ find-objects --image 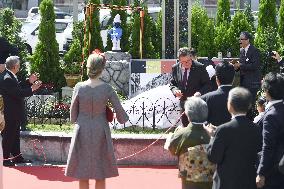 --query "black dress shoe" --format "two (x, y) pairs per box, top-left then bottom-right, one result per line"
(3, 160), (15, 167)
(13, 158), (32, 164)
